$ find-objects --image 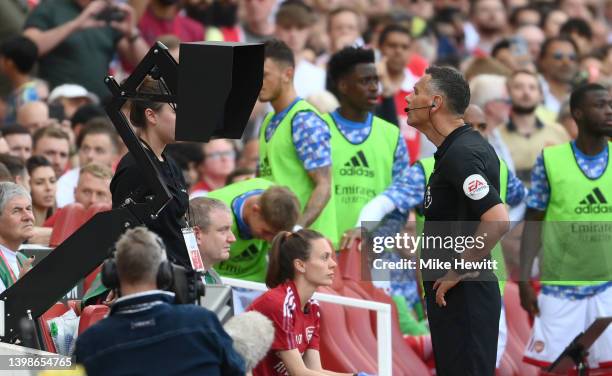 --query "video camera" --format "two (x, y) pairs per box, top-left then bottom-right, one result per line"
(169, 264), (205, 304)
